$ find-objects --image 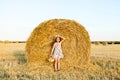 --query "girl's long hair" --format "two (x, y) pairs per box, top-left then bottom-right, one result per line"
(55, 36), (62, 42)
